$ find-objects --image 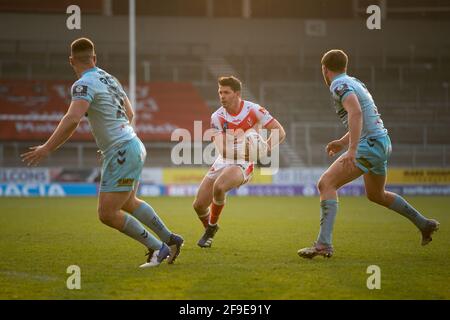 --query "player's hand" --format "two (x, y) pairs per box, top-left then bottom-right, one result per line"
(339, 149), (357, 171)
(326, 140), (345, 157)
(20, 145), (50, 166)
